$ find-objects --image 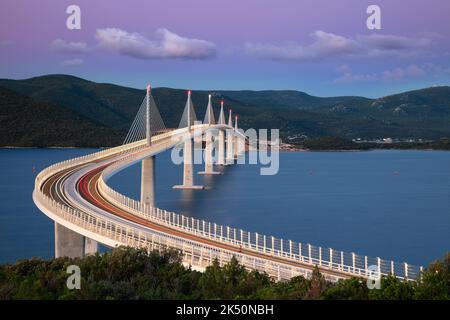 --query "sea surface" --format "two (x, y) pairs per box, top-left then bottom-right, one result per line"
(1, 148), (449, 266)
